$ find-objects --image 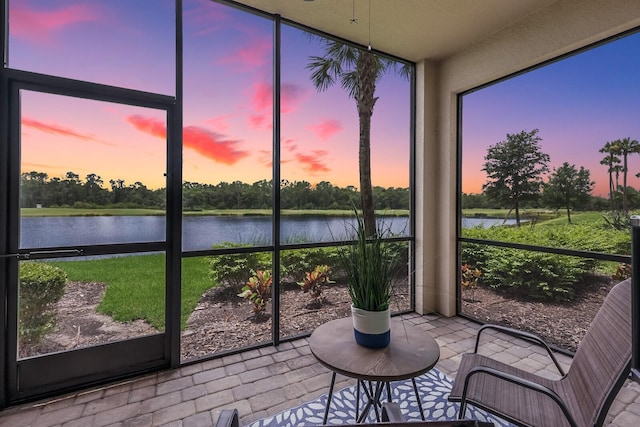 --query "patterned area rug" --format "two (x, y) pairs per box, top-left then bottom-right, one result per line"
(249, 368), (514, 426)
